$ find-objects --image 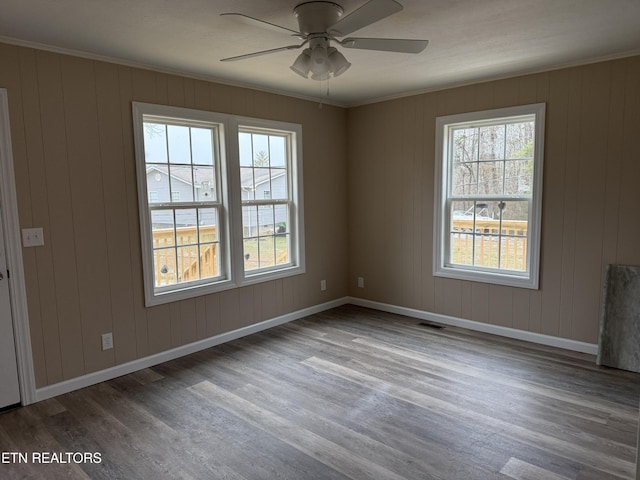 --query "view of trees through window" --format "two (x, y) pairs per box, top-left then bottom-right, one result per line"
(449, 119), (535, 271)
